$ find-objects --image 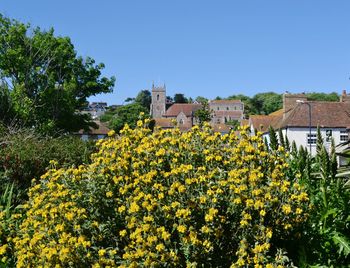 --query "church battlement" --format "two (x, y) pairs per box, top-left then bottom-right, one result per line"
(152, 83), (166, 92)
